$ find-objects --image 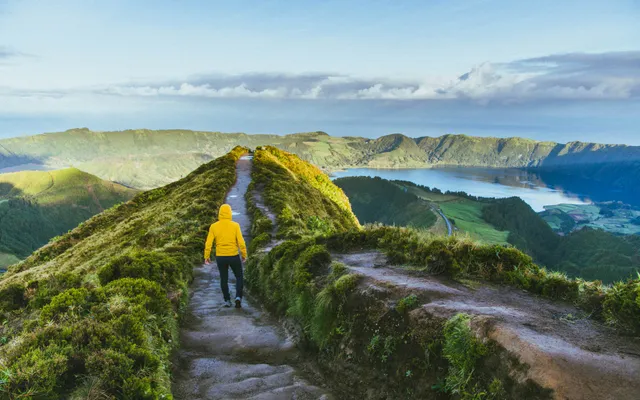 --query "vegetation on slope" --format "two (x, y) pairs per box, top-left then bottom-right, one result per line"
(0, 168), (138, 268)
(248, 227), (638, 398)
(248, 146), (359, 238)
(381, 180), (638, 284)
(334, 176), (437, 229)
(0, 147), (247, 398)
(482, 197), (559, 266)
(482, 197), (640, 283)
(554, 228), (640, 283)
(397, 180), (510, 244)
